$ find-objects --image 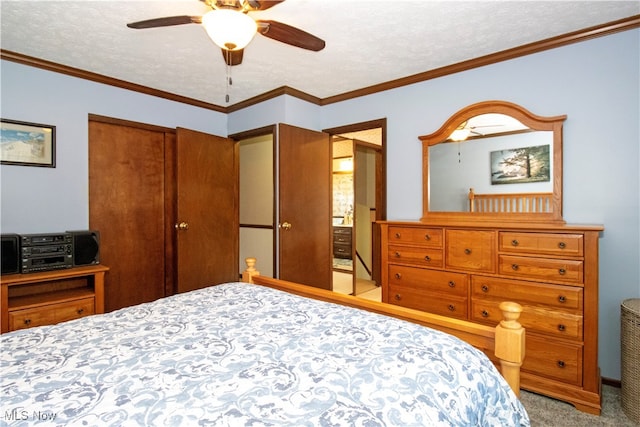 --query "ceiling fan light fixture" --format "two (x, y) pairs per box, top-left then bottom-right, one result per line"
(450, 122), (471, 142)
(202, 9), (257, 51)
